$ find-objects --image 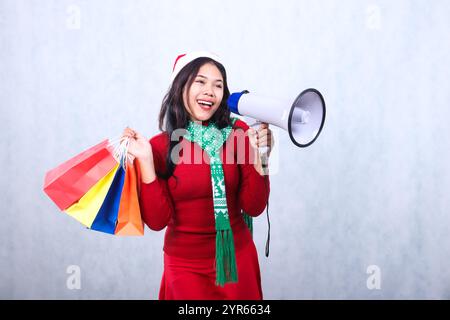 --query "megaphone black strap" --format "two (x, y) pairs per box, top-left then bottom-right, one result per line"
(265, 198), (270, 257)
